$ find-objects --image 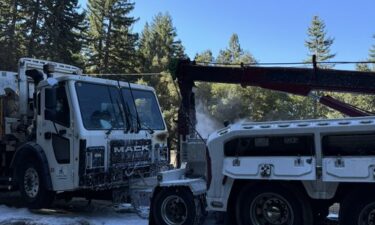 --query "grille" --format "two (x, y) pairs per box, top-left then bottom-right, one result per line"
(110, 139), (152, 167)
